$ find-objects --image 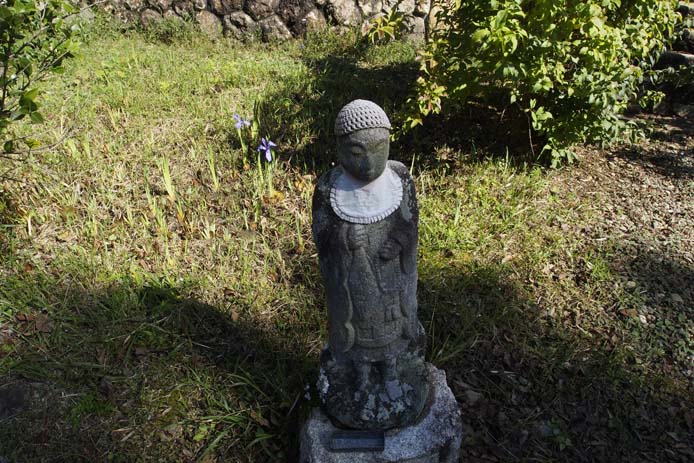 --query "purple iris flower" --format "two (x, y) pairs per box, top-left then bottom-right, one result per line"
(257, 138), (277, 162)
(233, 114), (251, 130)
